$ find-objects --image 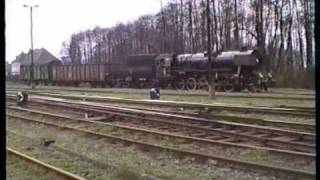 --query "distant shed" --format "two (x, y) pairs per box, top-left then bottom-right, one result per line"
(20, 48), (62, 83)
